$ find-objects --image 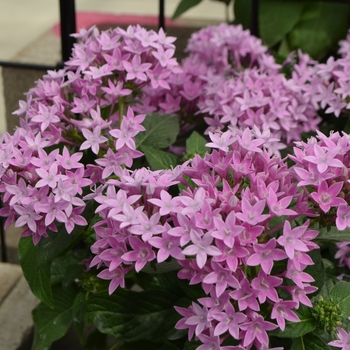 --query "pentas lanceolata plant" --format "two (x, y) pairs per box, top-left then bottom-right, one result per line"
(3, 23), (350, 350)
